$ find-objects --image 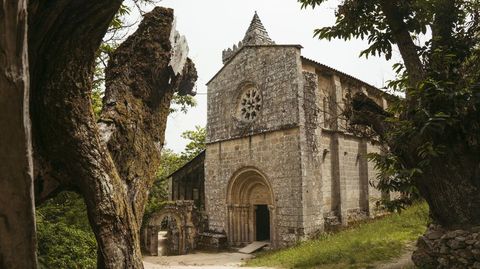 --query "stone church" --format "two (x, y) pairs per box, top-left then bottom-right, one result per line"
(165, 12), (391, 249)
